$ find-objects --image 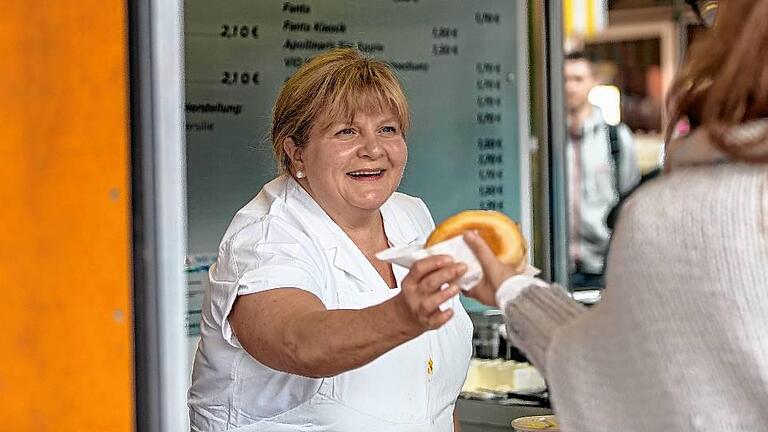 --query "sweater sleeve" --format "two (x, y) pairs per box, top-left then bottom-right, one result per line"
(497, 278), (586, 375)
